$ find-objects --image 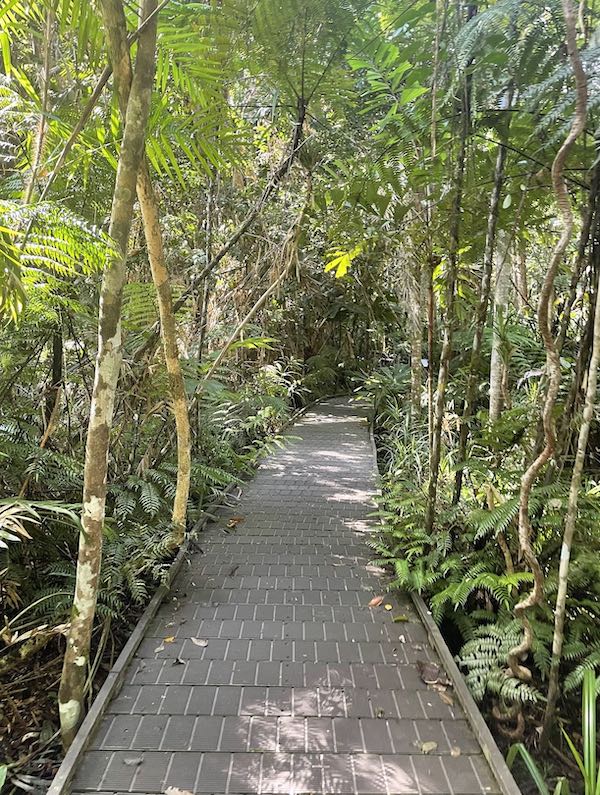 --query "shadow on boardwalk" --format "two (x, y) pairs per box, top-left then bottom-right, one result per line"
(72, 398), (501, 795)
